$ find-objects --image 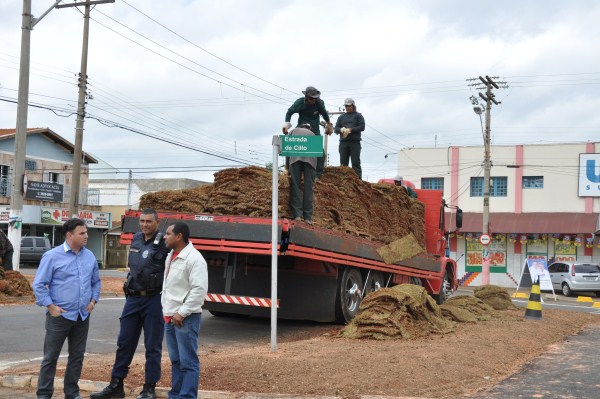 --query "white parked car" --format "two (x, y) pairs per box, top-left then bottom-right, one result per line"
(547, 262), (600, 297)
